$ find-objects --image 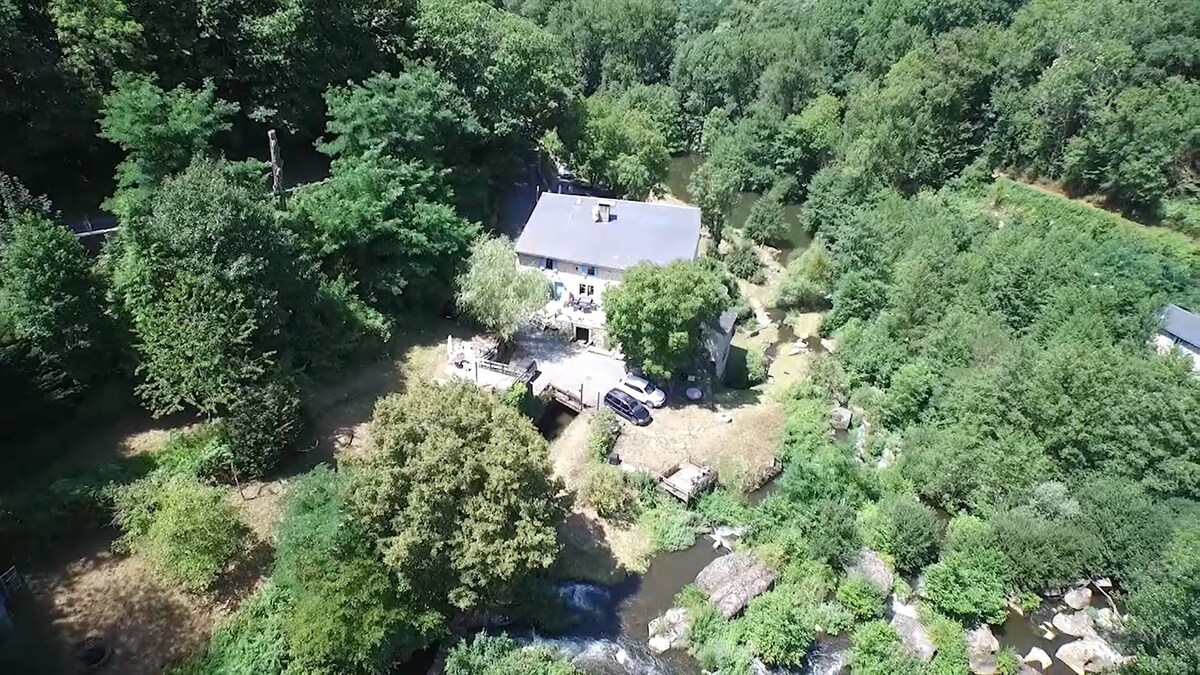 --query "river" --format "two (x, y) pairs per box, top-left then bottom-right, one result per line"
(663, 155), (811, 264)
